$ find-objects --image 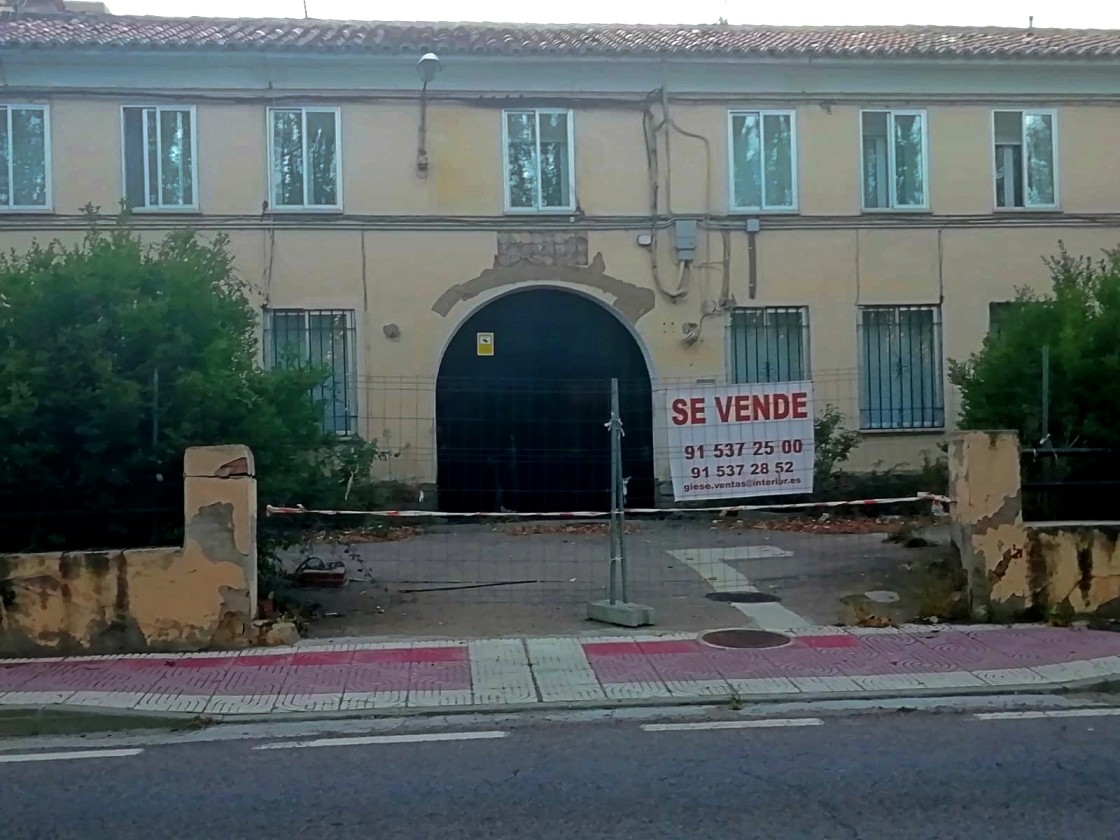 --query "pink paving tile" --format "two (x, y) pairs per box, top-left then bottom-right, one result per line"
(794, 635), (860, 649)
(0, 663), (53, 692)
(913, 633), (1020, 670)
(586, 655), (662, 684)
(637, 640), (706, 655)
(214, 668), (289, 696)
(409, 662), (472, 692)
(966, 628), (1120, 663)
(854, 636), (968, 672)
(583, 642), (643, 657)
(292, 650), (355, 667)
(145, 656), (240, 669)
(344, 663), (413, 692)
(645, 653), (726, 682)
(352, 646), (466, 665)
(279, 665), (350, 696)
(145, 667), (241, 696)
(234, 652), (296, 667)
(12, 663), (166, 693)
